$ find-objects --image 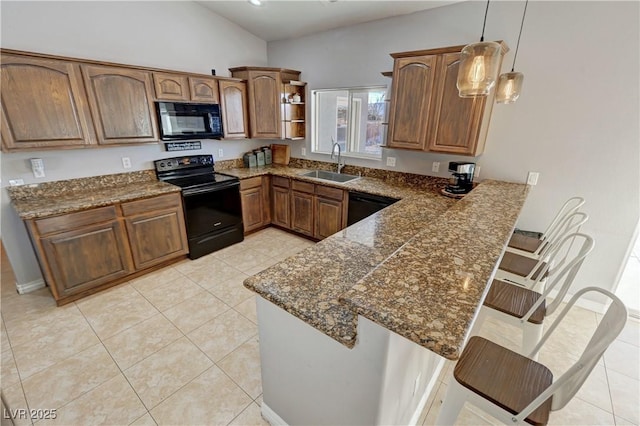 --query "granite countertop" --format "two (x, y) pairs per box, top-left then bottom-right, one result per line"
(244, 179), (529, 359)
(8, 171), (181, 219)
